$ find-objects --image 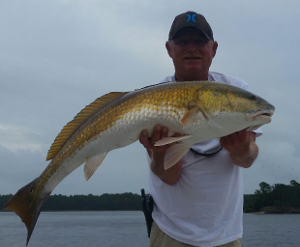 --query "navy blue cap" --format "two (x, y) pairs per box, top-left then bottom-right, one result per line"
(168, 11), (214, 41)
